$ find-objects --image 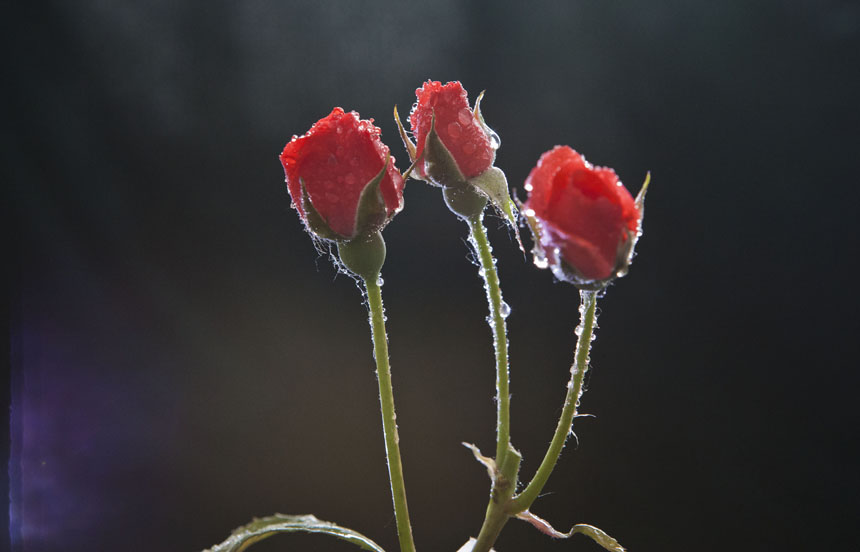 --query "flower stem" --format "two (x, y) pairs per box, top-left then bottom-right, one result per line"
(512, 289), (598, 512)
(363, 275), (416, 552)
(467, 214), (511, 465)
